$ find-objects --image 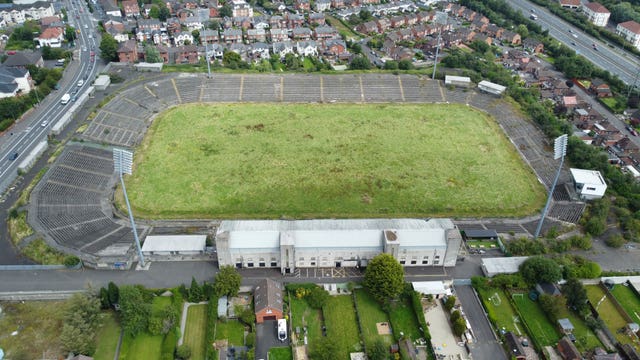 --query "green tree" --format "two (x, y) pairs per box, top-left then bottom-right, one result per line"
(145, 44), (162, 63)
(223, 50), (242, 68)
(284, 53), (301, 70)
(452, 317), (467, 337)
(367, 339), (389, 360)
(398, 59), (414, 70)
(519, 256), (562, 284)
(539, 293), (566, 322)
(383, 60), (398, 70)
(99, 33), (119, 62)
(191, 30), (200, 45)
(444, 296), (456, 311)
(450, 310), (461, 323)
(213, 265), (242, 297)
(562, 278), (588, 315)
(159, 6), (171, 21)
(175, 344), (192, 359)
(149, 5), (160, 18)
(349, 55), (371, 70)
(60, 292), (102, 355)
(107, 281), (119, 306)
(65, 25), (76, 42)
(306, 286), (329, 309)
(310, 336), (339, 360)
(99, 287), (110, 309)
(516, 24), (529, 38)
(219, 4), (232, 17)
(189, 277), (203, 302)
(119, 285), (151, 336)
(363, 253), (405, 303)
